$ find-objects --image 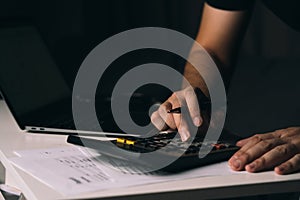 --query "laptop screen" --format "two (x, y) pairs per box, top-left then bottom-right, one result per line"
(0, 26), (70, 118)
